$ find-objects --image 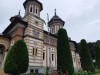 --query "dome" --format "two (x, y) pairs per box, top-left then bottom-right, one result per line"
(51, 15), (62, 21)
(48, 12), (65, 26)
(23, 0), (43, 11)
(10, 12), (22, 22)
